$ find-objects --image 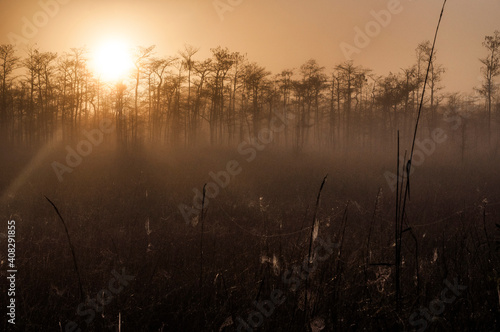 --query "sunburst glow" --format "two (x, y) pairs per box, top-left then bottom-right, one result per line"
(91, 39), (133, 81)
